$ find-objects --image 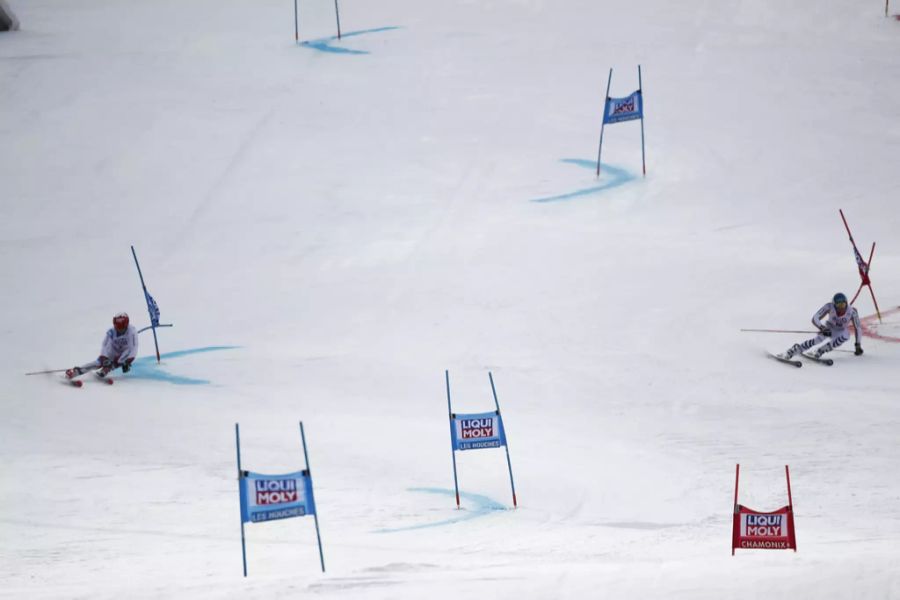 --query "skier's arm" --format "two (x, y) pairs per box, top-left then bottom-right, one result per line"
(99, 330), (114, 363)
(811, 304), (830, 331)
(119, 328), (139, 364)
(852, 309), (862, 344)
